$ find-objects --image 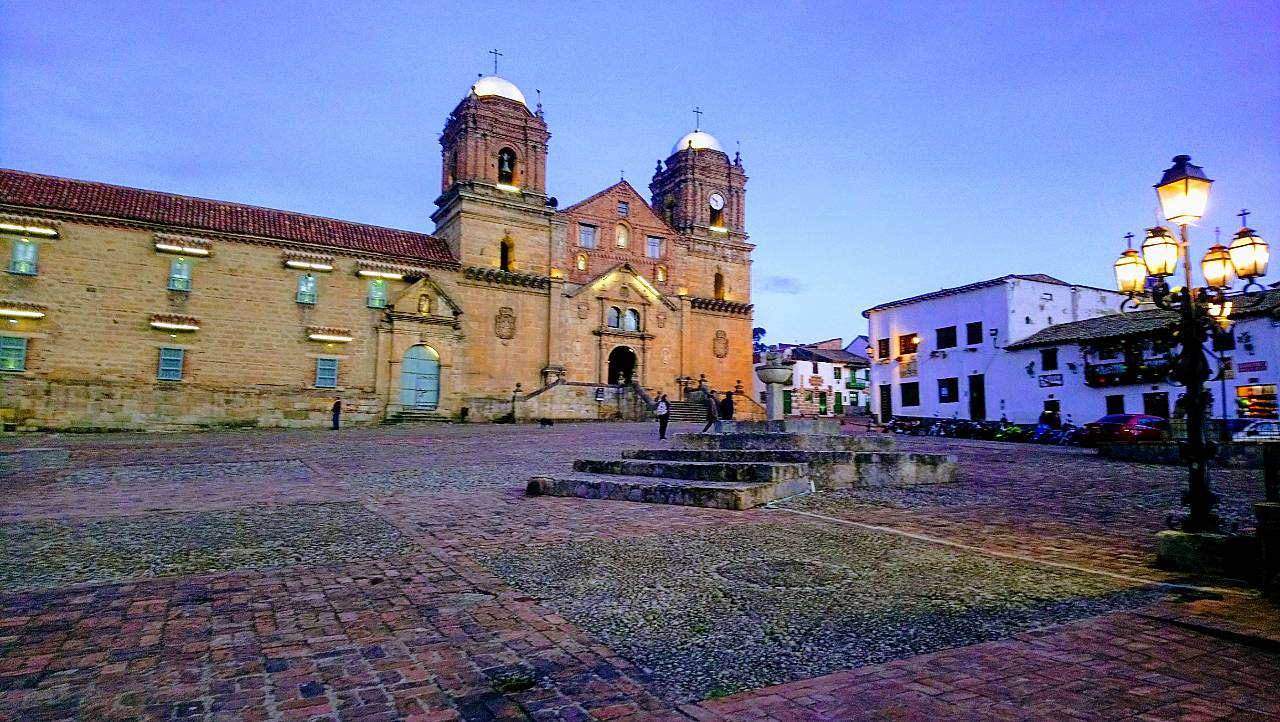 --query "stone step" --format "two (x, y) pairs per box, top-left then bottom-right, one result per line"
(526, 473), (814, 511)
(573, 458), (808, 484)
(620, 448), (958, 489)
(383, 410), (452, 425)
(673, 432), (895, 452)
